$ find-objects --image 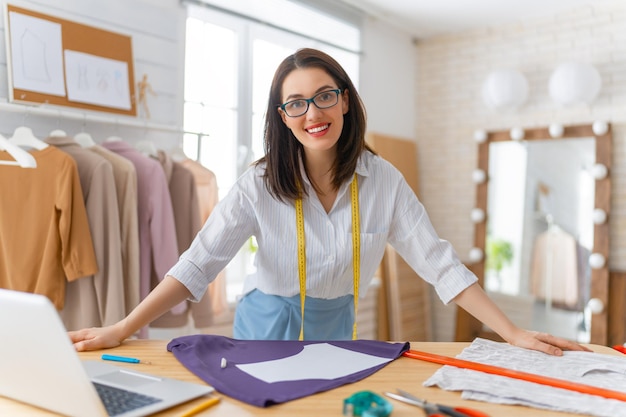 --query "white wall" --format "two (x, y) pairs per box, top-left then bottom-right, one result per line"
(360, 16), (416, 141)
